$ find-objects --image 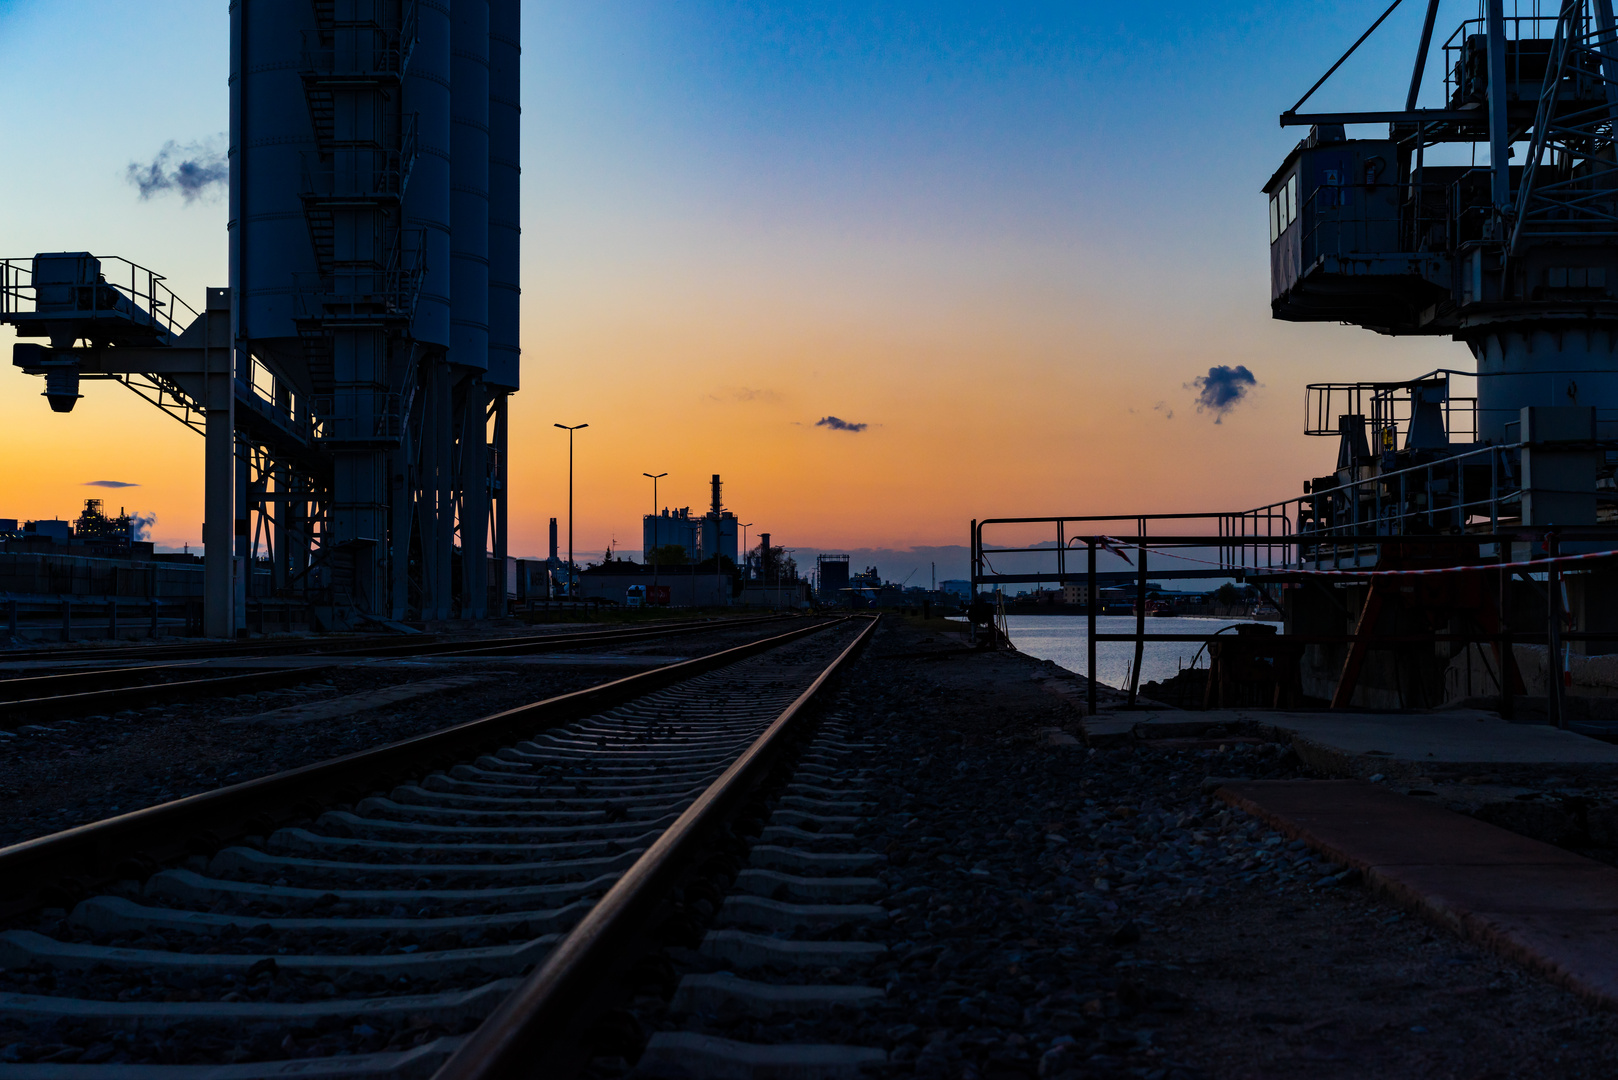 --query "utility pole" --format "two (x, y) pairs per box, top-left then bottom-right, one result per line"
(643, 471), (666, 594)
(554, 423), (588, 598)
